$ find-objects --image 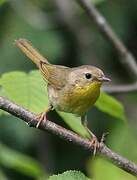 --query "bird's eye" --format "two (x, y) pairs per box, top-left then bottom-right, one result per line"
(85, 73), (92, 79)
